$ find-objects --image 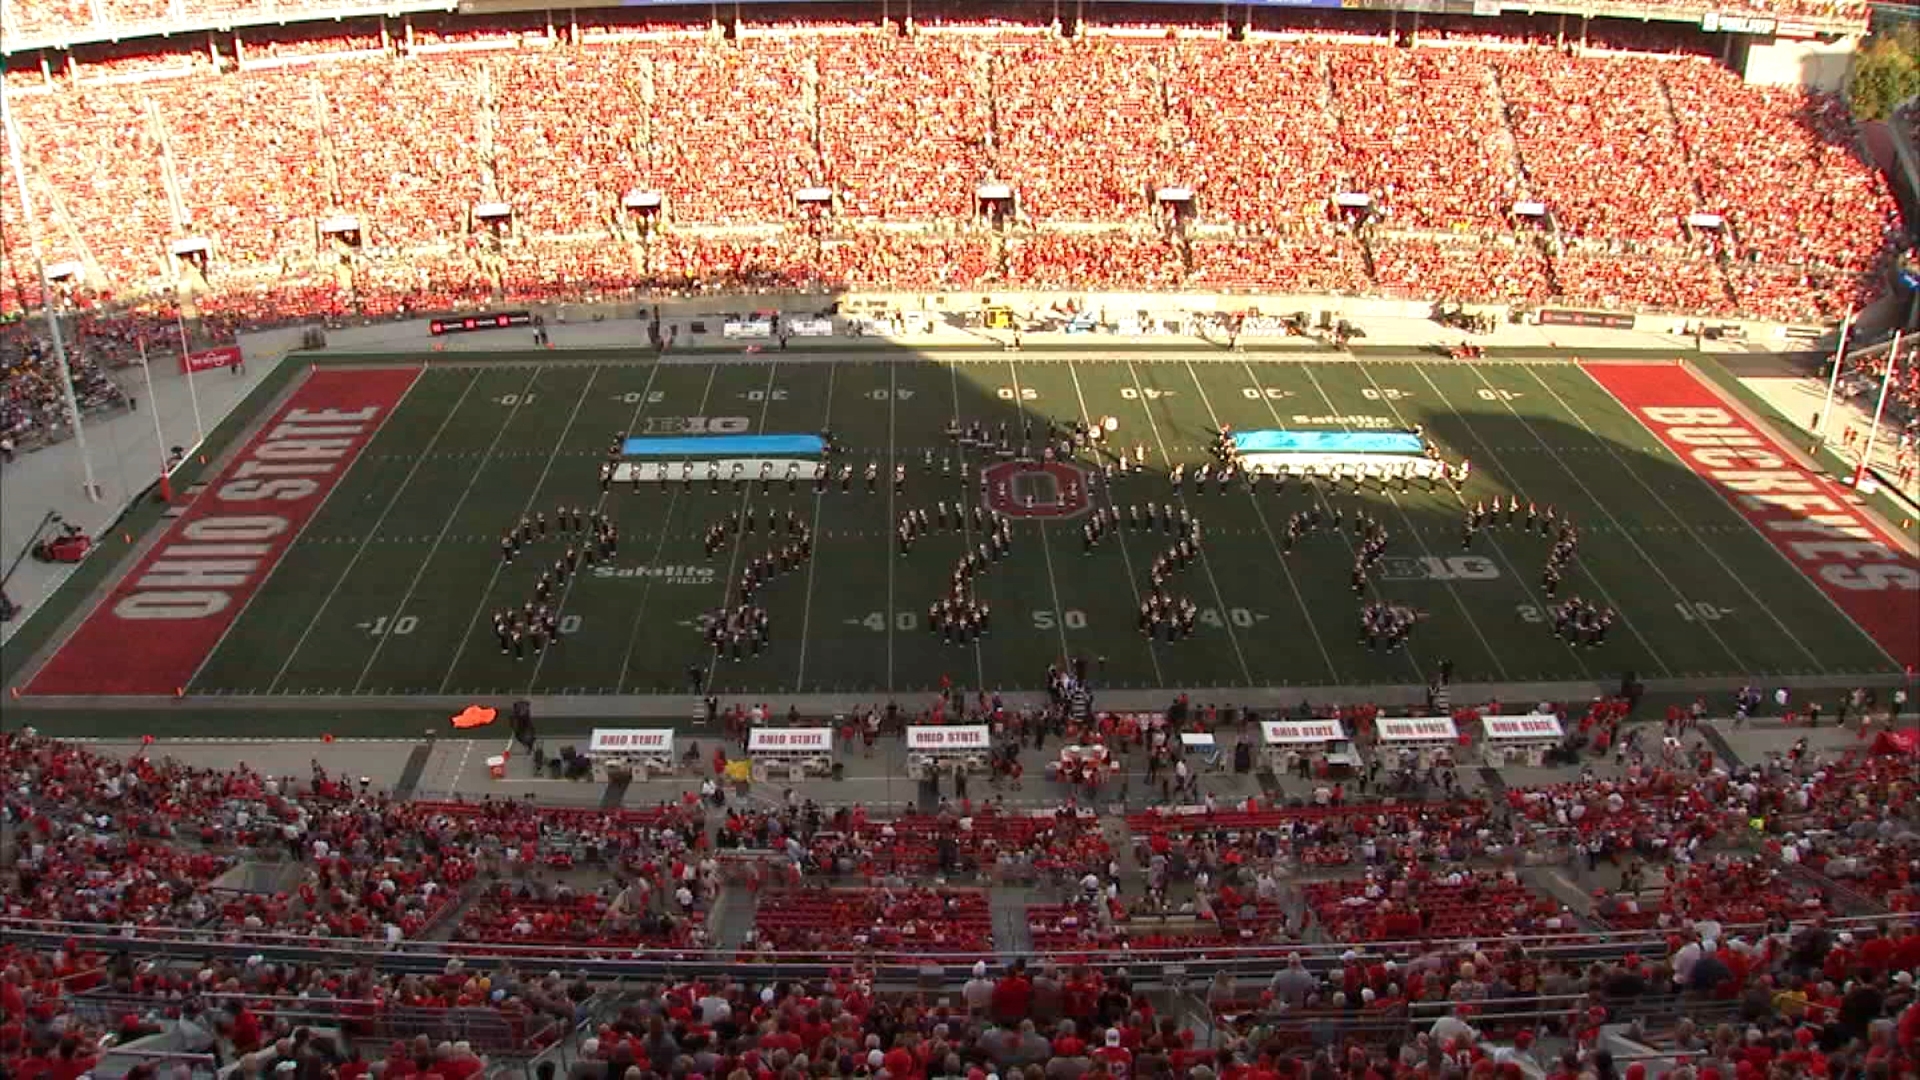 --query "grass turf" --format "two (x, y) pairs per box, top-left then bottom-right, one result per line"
(146, 353), (1898, 700)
